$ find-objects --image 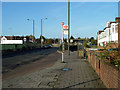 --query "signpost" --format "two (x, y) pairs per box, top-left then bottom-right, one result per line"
(64, 30), (68, 35)
(63, 25), (68, 35)
(61, 23), (69, 63)
(61, 22), (64, 63)
(23, 38), (26, 44)
(64, 25), (68, 30)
